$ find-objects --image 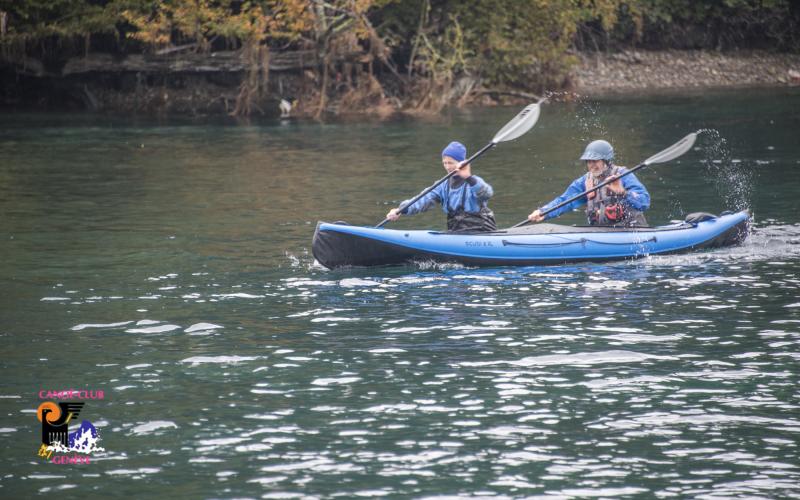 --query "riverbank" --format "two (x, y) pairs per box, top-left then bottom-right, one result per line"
(572, 49), (800, 95)
(2, 49), (799, 117)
